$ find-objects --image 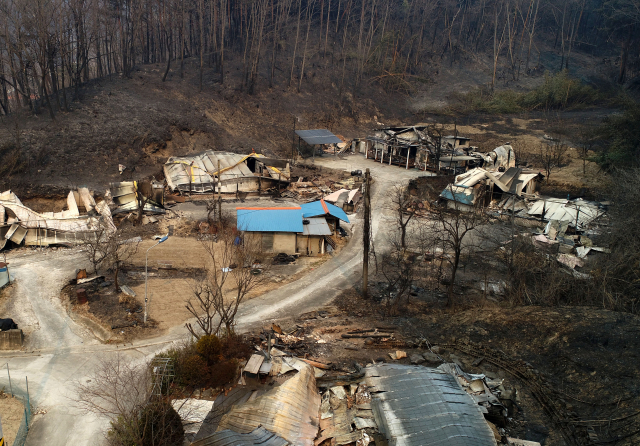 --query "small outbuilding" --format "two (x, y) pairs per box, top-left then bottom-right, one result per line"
(237, 207), (302, 255)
